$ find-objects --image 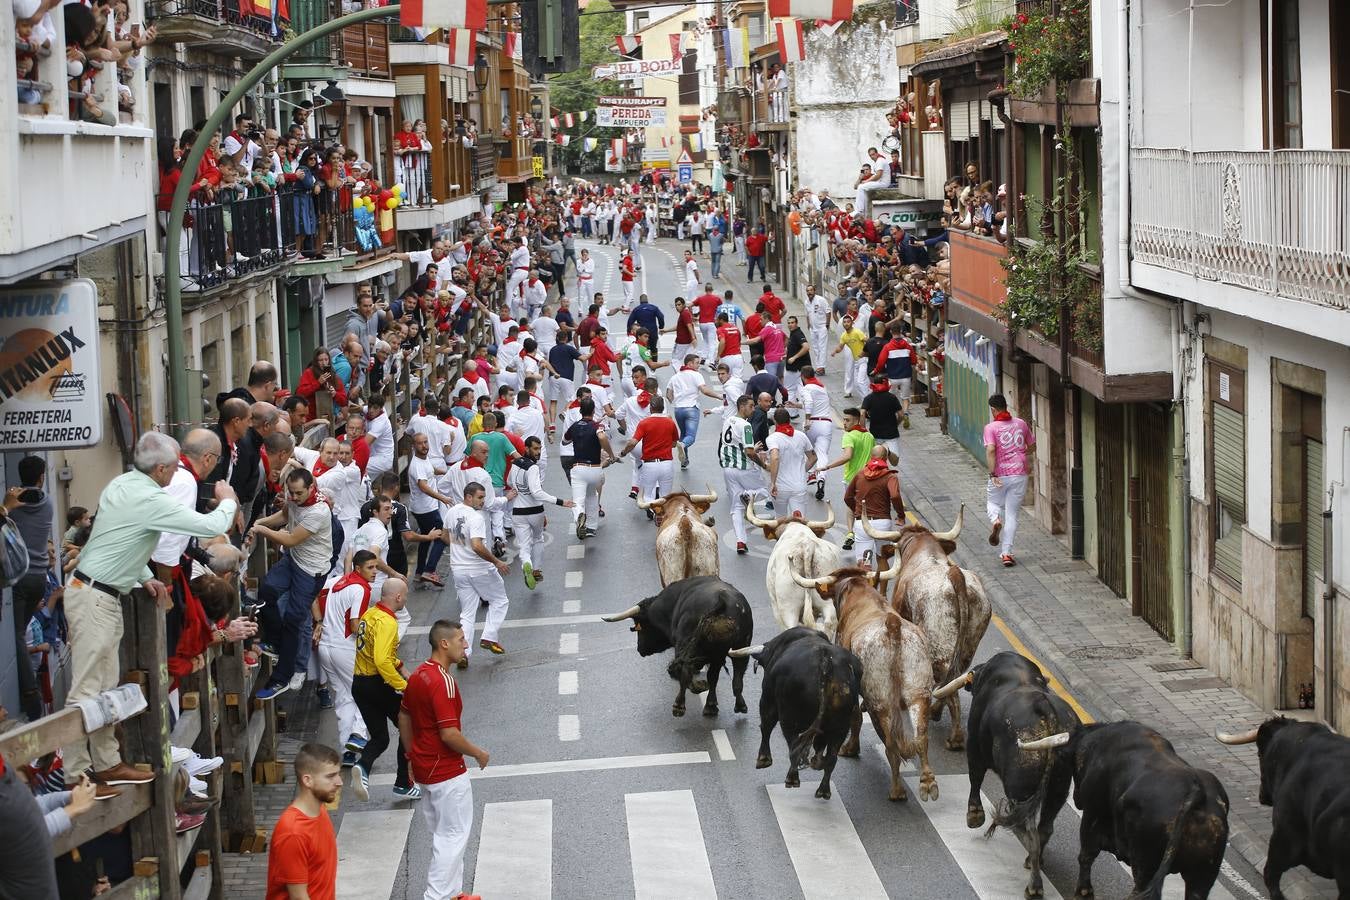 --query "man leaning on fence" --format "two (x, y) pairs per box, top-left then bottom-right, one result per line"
(64, 431), (240, 800)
